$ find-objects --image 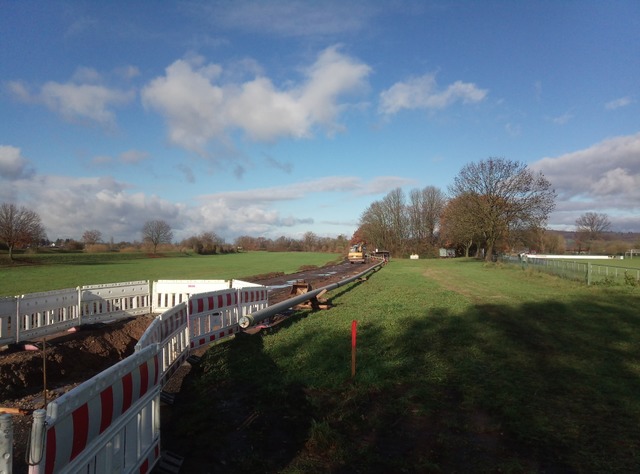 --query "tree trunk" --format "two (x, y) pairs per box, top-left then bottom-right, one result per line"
(485, 241), (494, 261)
